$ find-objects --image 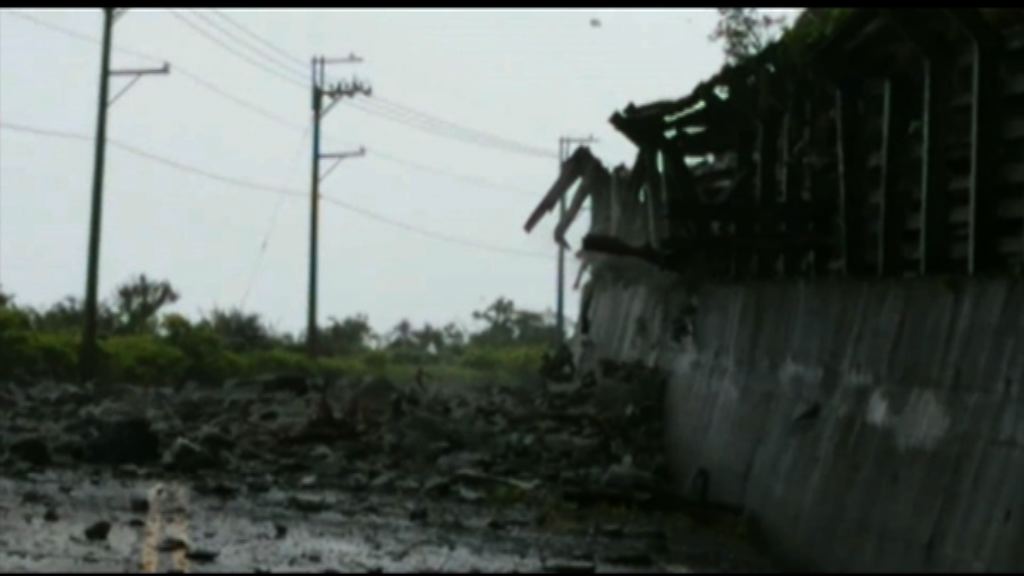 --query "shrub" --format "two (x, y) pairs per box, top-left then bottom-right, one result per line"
(101, 335), (187, 386)
(360, 349), (390, 374)
(240, 348), (315, 377)
(160, 313), (237, 385)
